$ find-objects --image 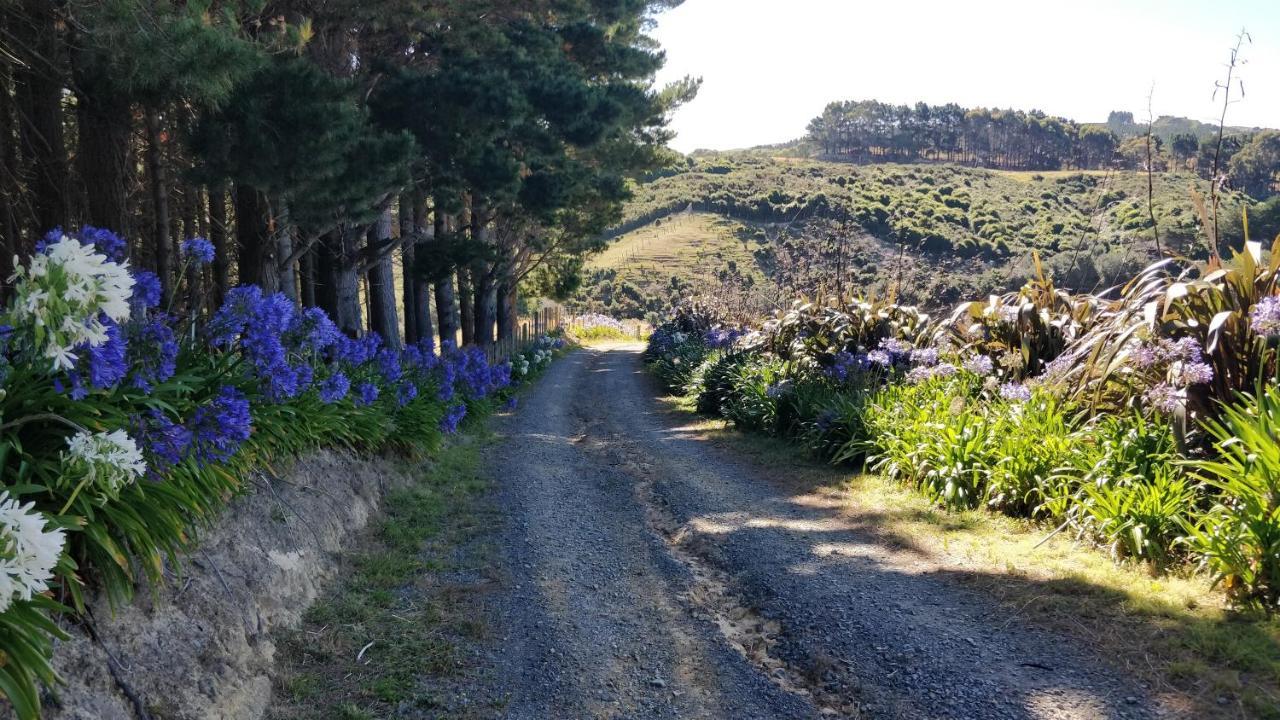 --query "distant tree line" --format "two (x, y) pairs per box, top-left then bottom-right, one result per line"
(807, 101), (1280, 198)
(0, 0), (696, 348)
